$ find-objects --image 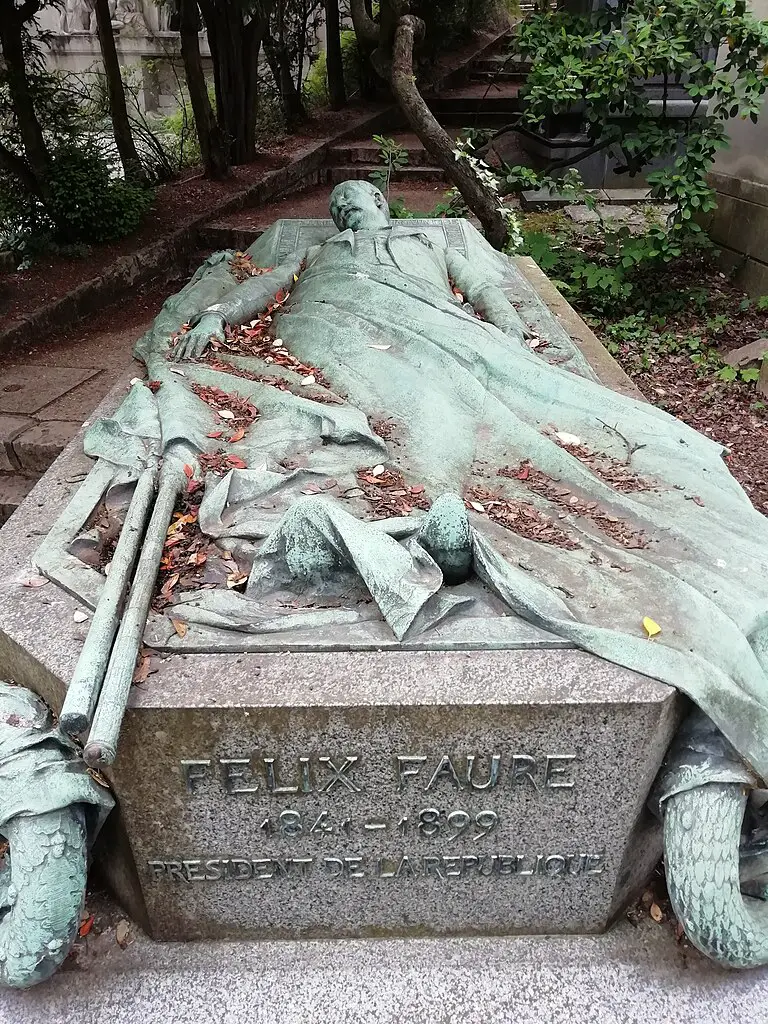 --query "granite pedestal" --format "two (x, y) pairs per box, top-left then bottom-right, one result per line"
(110, 647), (677, 940)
